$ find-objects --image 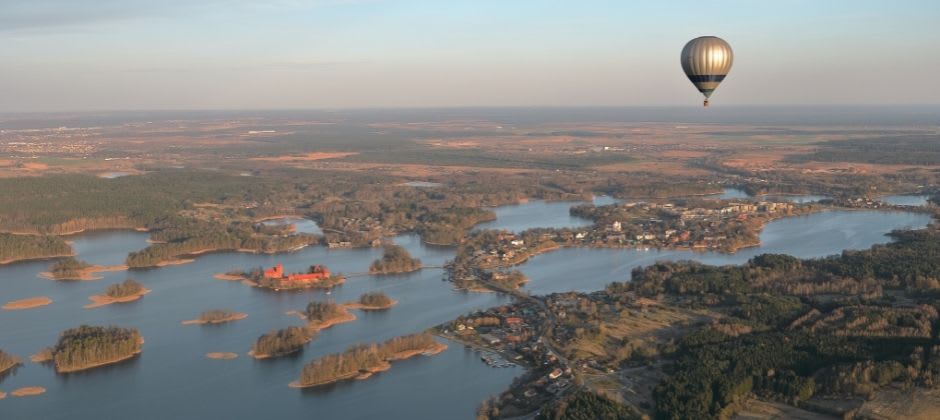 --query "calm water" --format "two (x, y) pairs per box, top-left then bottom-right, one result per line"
(0, 204), (932, 419)
(882, 195), (931, 206)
